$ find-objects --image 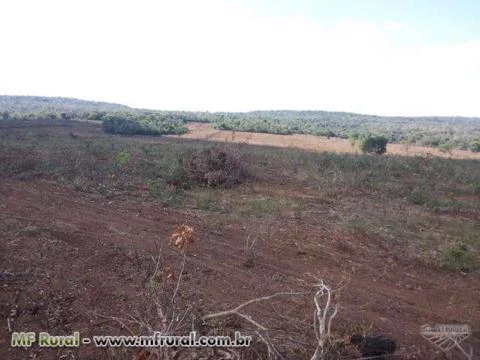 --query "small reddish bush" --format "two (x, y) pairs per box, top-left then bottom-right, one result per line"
(187, 146), (247, 187)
